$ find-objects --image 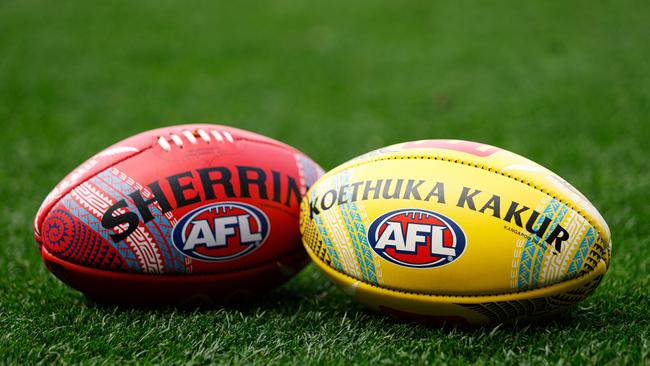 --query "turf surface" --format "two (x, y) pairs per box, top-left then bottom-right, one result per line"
(1, 0), (649, 364)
